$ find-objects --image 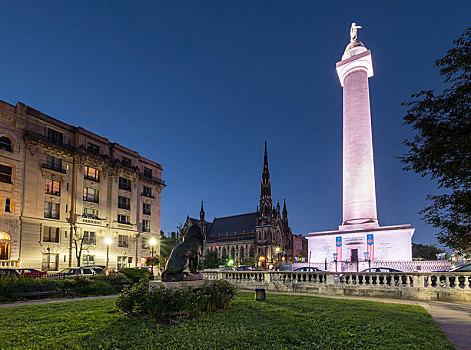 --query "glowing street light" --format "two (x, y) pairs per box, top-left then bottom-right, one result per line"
(149, 237), (157, 257)
(104, 237), (112, 269)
